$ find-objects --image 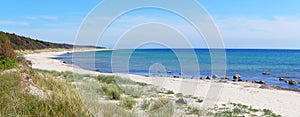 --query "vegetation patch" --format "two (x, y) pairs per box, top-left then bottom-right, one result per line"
(101, 83), (122, 100)
(119, 97), (137, 110)
(141, 99), (150, 110)
(165, 90), (174, 94)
